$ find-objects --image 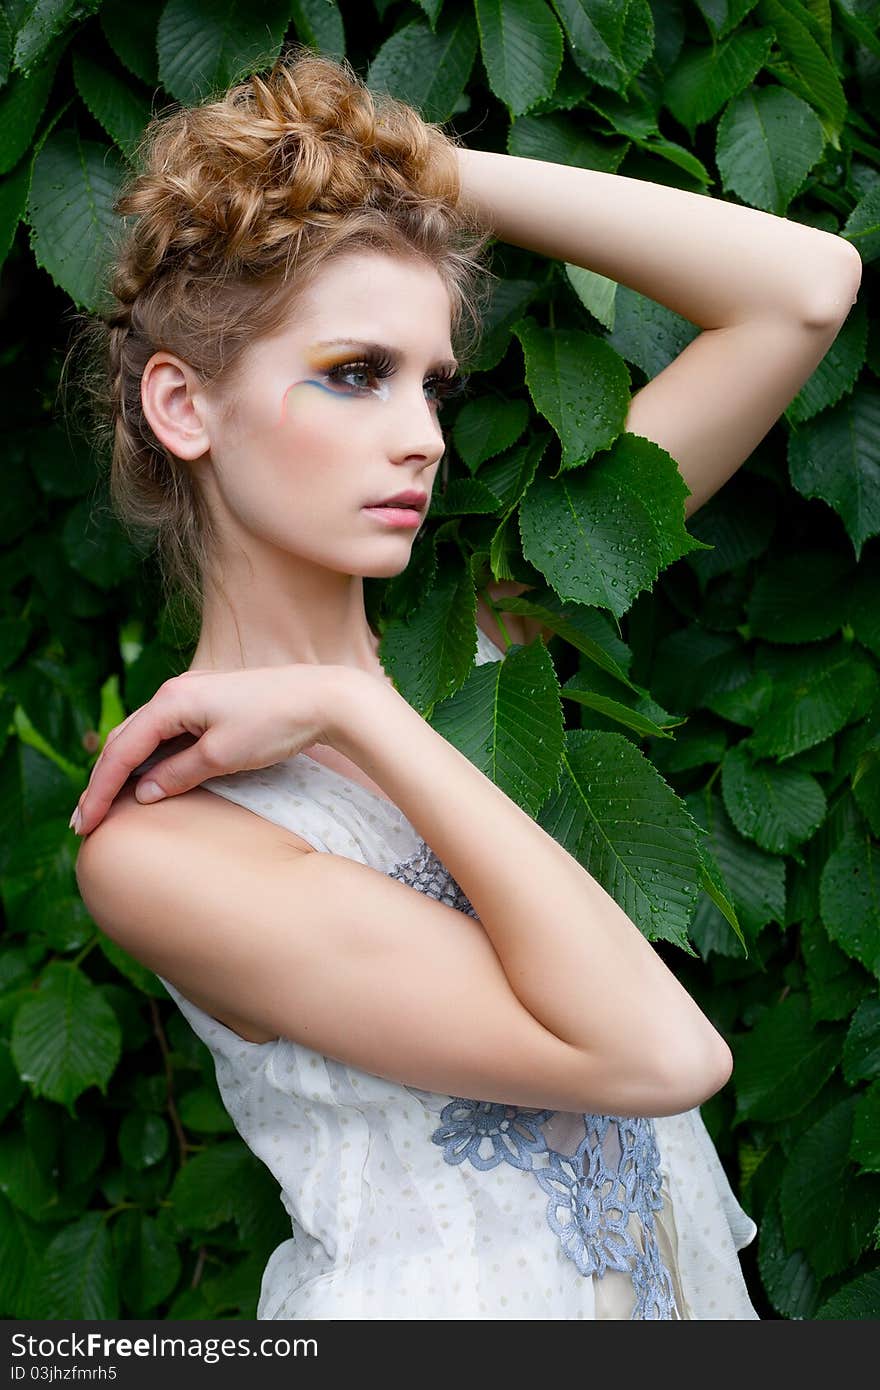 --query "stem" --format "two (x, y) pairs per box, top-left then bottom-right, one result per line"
(148, 996), (192, 1167)
(70, 936), (100, 970)
(481, 591), (514, 652)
